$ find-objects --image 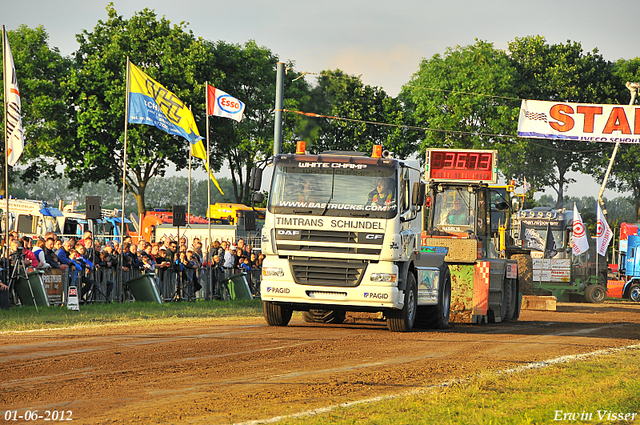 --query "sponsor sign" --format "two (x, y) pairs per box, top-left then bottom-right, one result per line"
(518, 99), (640, 144)
(364, 292), (389, 299)
(67, 286), (80, 311)
(265, 287), (290, 294)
